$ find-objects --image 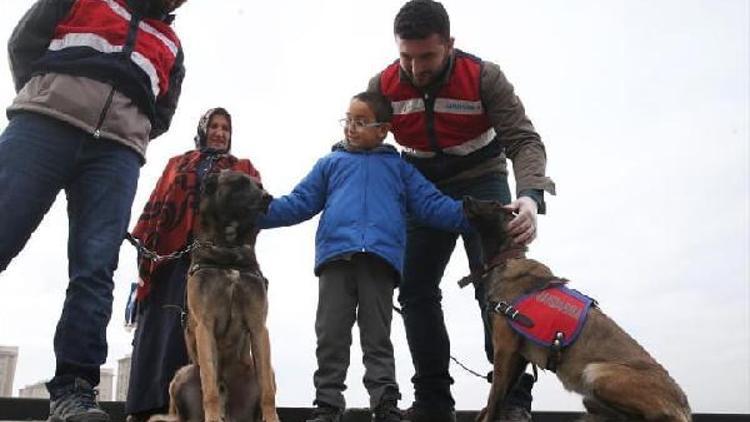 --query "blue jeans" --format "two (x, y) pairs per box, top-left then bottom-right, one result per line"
(398, 172), (511, 409)
(0, 112), (140, 389)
